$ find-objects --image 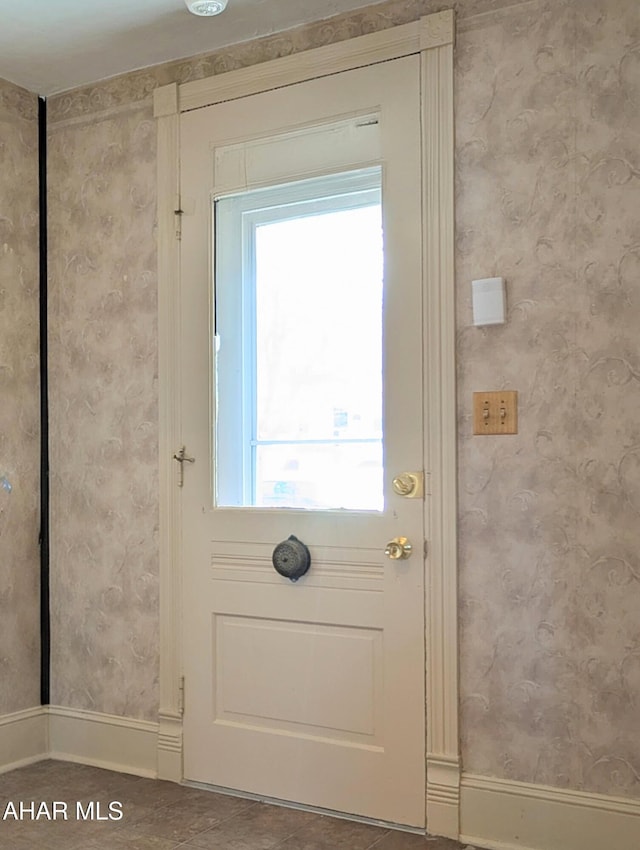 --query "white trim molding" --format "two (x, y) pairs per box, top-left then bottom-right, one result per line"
(169, 11), (457, 116)
(154, 79), (184, 784)
(419, 8), (459, 841)
(48, 706), (158, 779)
(427, 754), (460, 839)
(460, 773), (640, 850)
(155, 8), (459, 832)
(5, 705), (640, 850)
(179, 22), (420, 114)
(0, 708), (47, 774)
(157, 712), (182, 782)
